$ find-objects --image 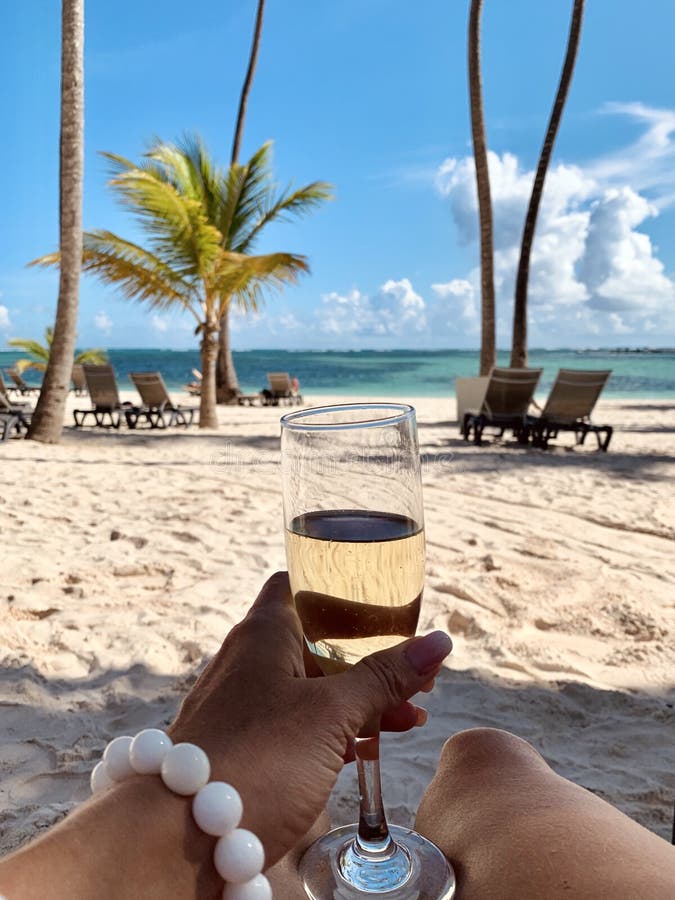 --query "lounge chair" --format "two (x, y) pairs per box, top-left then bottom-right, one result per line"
(0, 371), (20, 398)
(0, 413), (21, 442)
(263, 372), (303, 406)
(0, 388), (31, 438)
(128, 372), (196, 428)
(528, 369), (613, 451)
(73, 364), (136, 428)
(184, 368), (202, 397)
(7, 369), (40, 395)
(462, 367), (543, 445)
(71, 364), (87, 396)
